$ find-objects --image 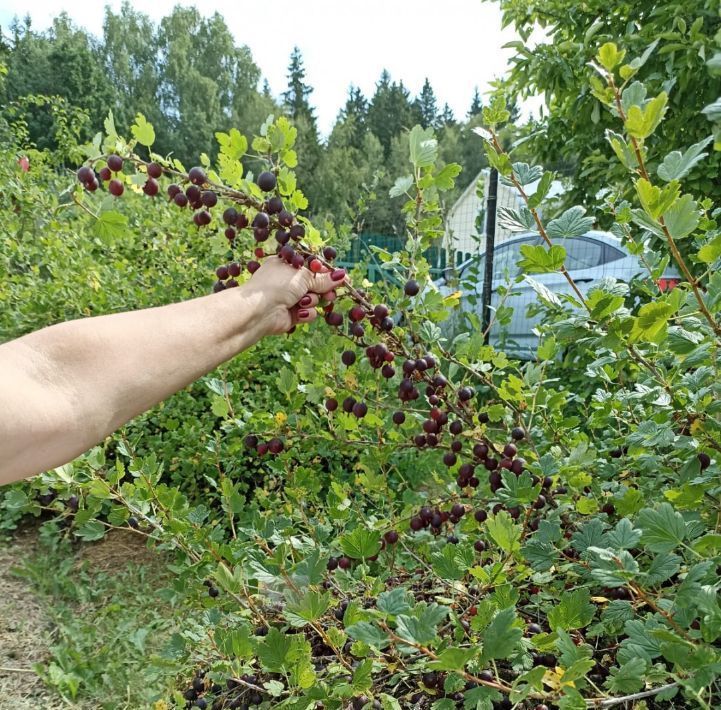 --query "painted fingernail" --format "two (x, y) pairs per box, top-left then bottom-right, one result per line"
(331, 268), (346, 281)
(300, 295), (312, 306)
(298, 309), (310, 318)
